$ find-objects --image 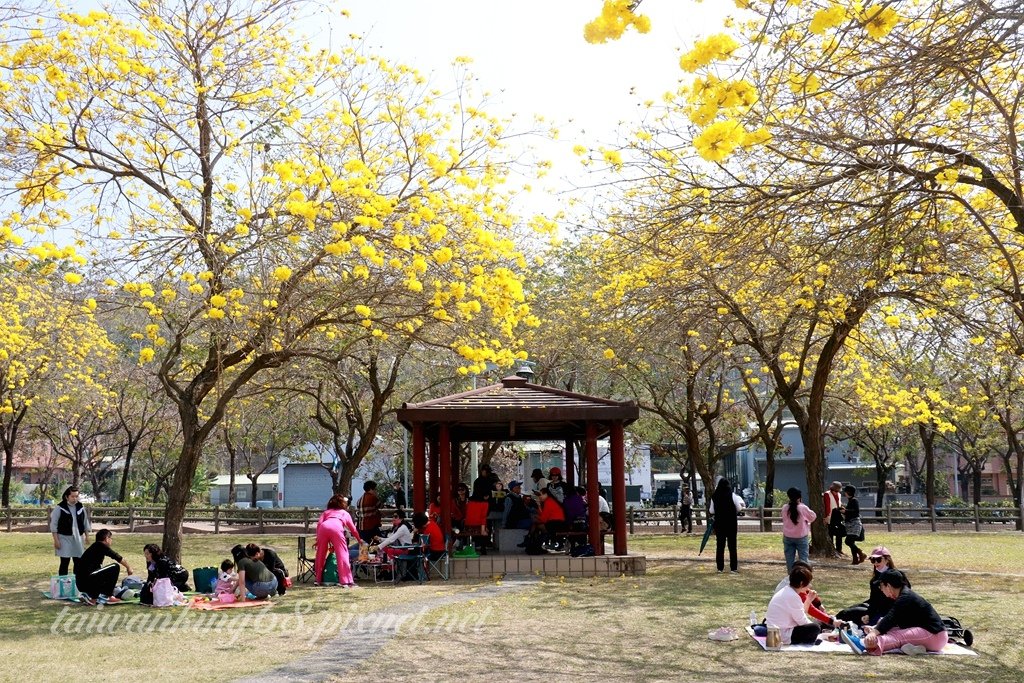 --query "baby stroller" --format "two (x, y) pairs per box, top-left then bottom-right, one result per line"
(942, 615), (974, 647)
